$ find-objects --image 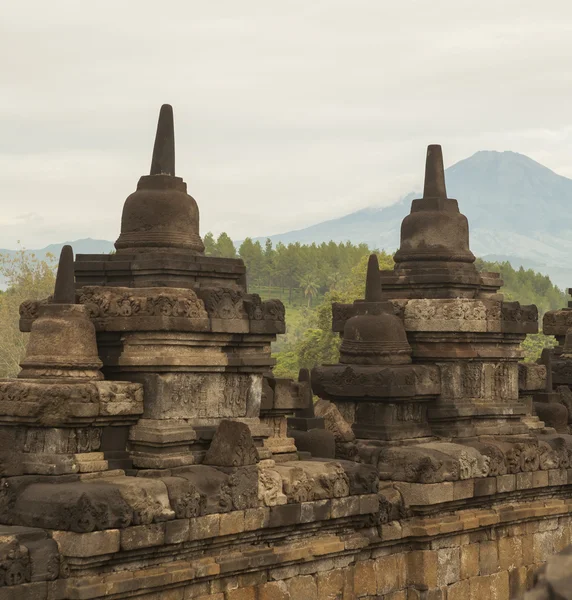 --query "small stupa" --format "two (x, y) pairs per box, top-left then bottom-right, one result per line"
(115, 104), (204, 254)
(312, 255), (439, 441)
(381, 144), (501, 299)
